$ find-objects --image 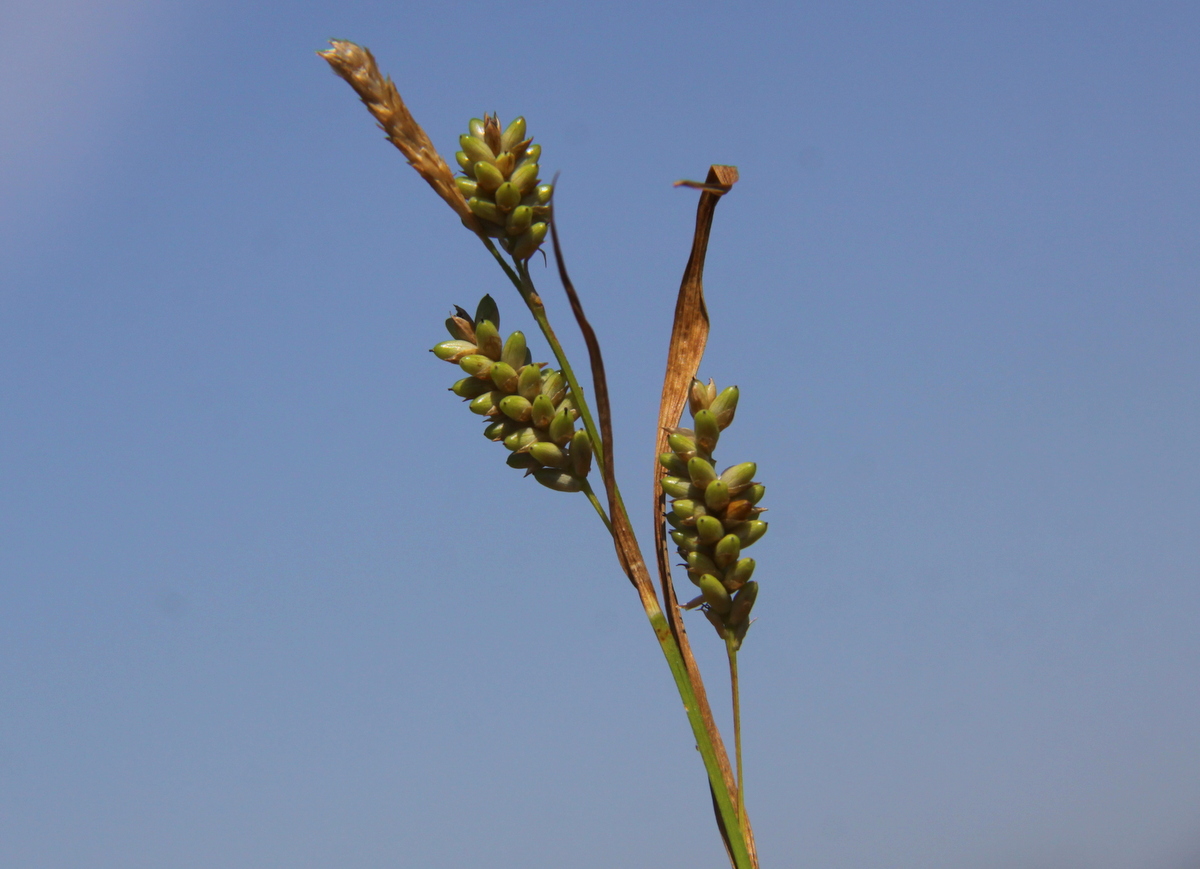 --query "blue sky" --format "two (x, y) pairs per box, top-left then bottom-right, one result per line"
(2, 2), (1197, 867)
